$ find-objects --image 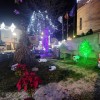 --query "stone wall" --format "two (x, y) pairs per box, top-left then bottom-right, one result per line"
(77, 0), (100, 35)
